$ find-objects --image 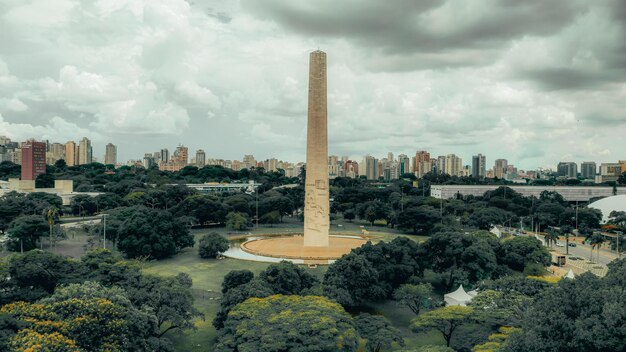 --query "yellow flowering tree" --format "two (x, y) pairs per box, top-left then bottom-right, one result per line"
(215, 295), (359, 352)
